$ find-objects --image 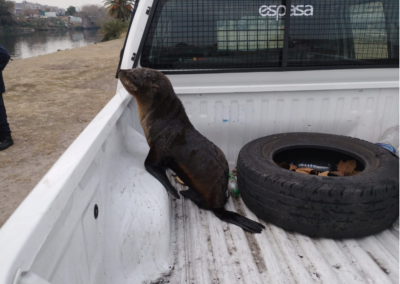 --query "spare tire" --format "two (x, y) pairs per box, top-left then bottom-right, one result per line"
(237, 133), (399, 238)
